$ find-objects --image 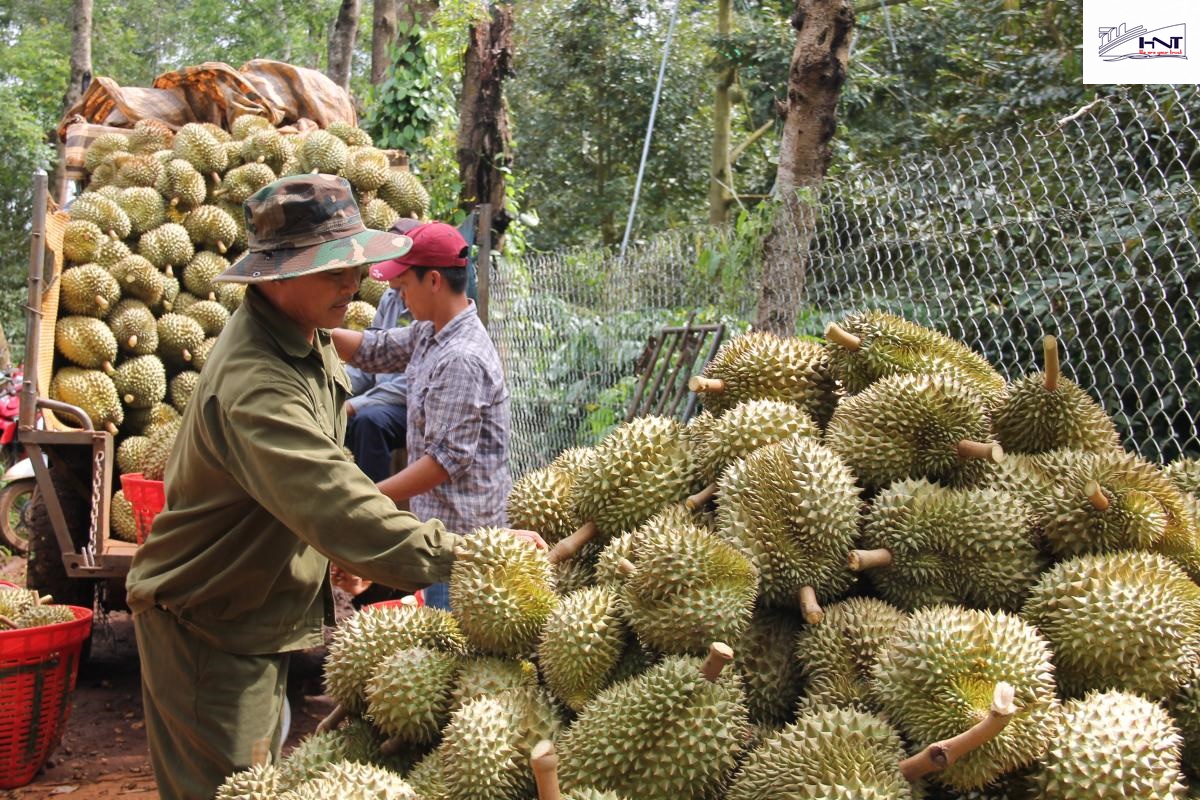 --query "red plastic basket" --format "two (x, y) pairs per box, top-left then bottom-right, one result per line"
(120, 472), (165, 545)
(0, 604), (93, 788)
